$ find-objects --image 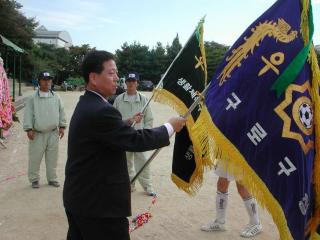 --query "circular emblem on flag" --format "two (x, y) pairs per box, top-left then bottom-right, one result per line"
(274, 82), (314, 154)
(298, 103), (313, 129)
(292, 96), (313, 136)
